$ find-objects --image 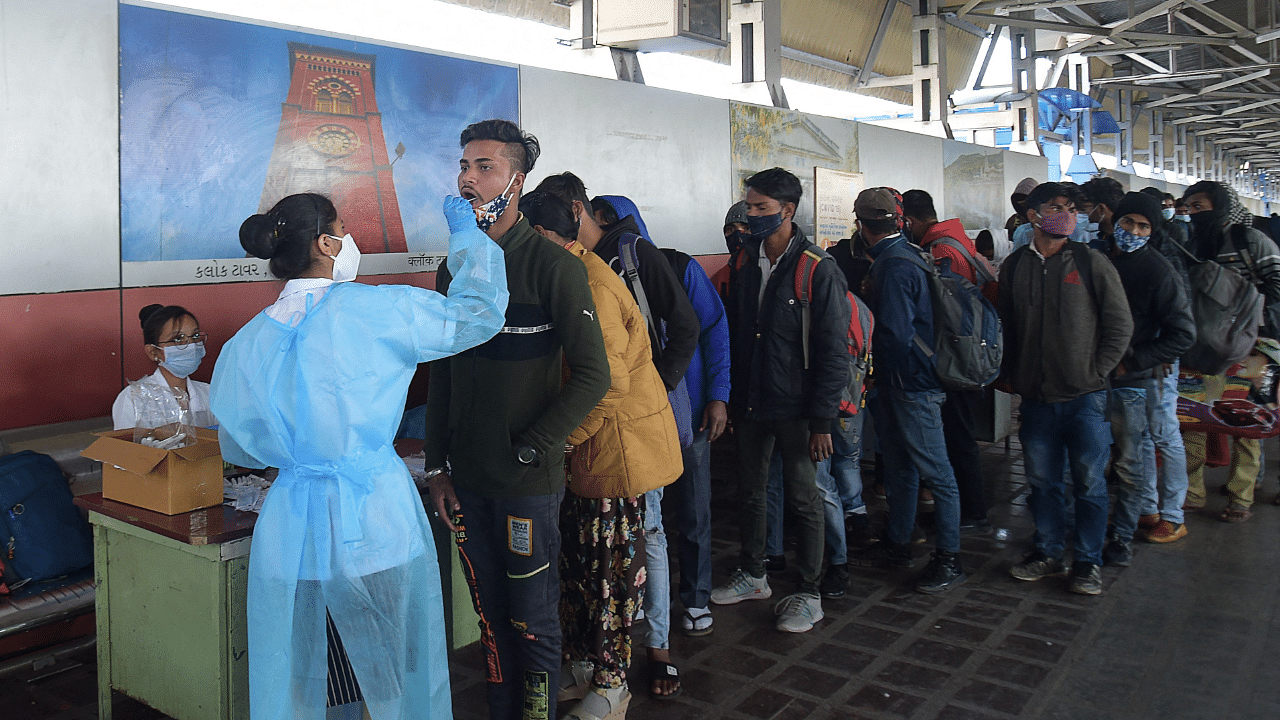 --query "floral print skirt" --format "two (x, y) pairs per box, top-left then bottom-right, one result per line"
(559, 492), (646, 690)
